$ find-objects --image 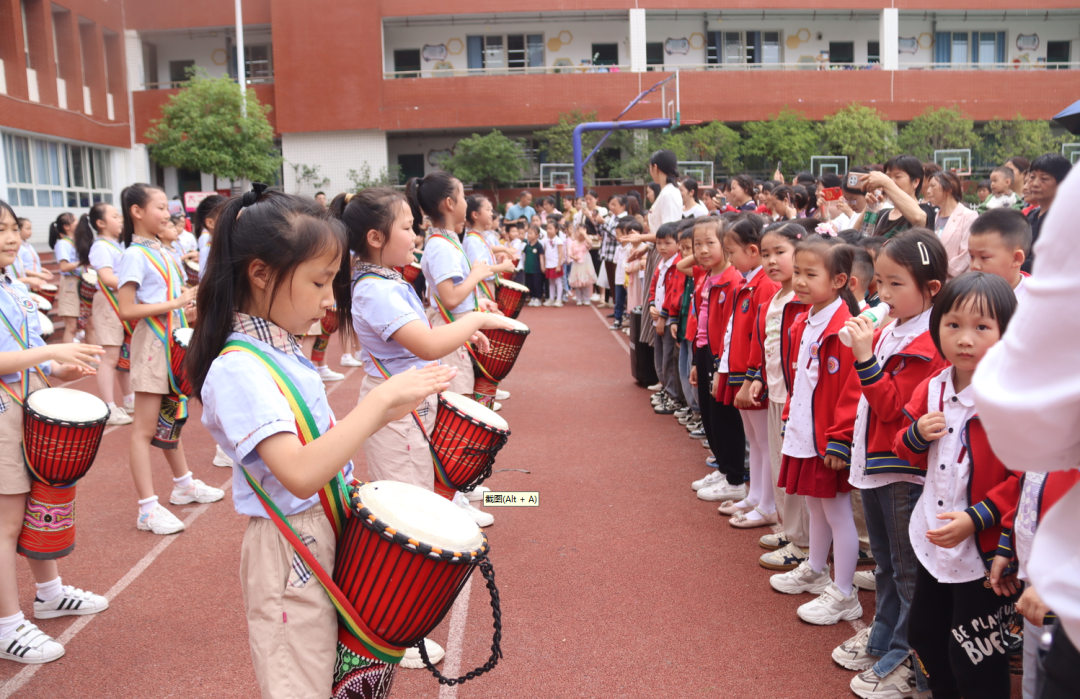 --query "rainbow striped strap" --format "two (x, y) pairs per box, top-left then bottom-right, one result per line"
(94, 239), (134, 332)
(0, 291), (50, 407)
(429, 232), (480, 313)
(366, 353), (455, 491)
(132, 244), (189, 415)
(430, 295), (497, 384)
(220, 340), (402, 663)
(465, 231), (499, 301)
